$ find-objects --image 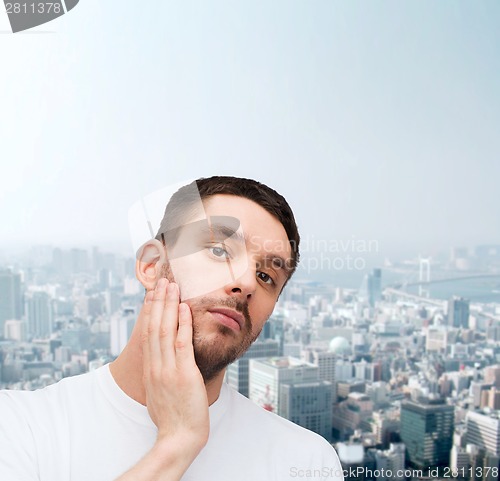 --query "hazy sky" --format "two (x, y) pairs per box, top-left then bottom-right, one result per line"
(1, 1), (499, 259)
